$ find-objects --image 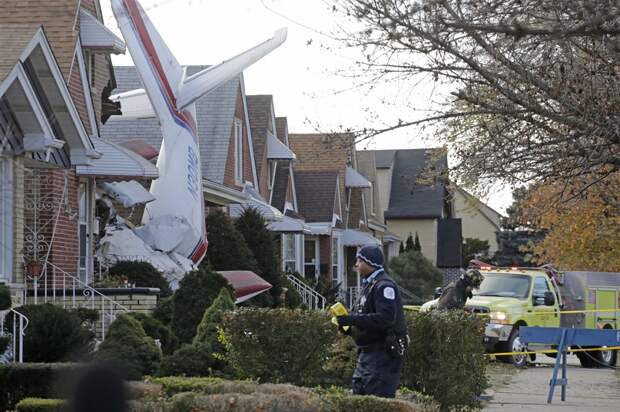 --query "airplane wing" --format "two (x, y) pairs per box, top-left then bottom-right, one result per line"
(110, 88), (155, 118)
(176, 28), (287, 110)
